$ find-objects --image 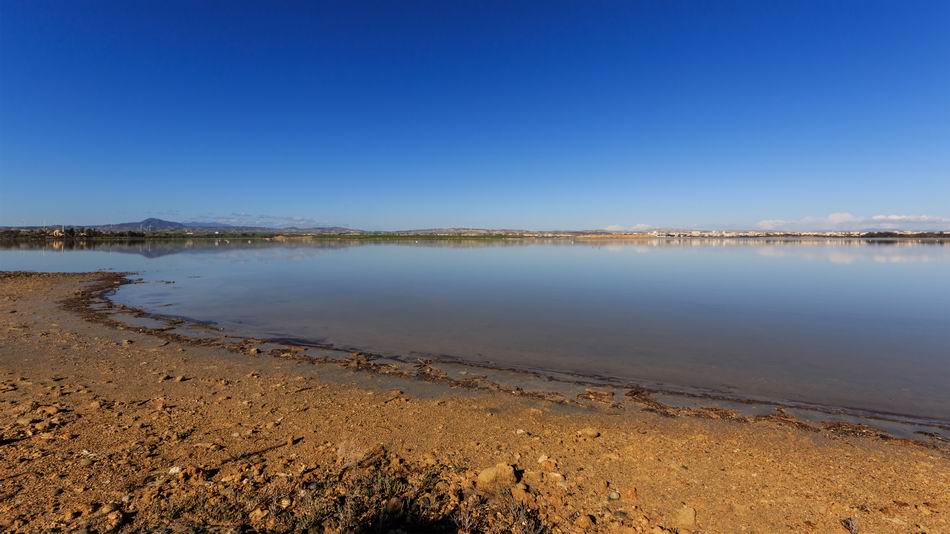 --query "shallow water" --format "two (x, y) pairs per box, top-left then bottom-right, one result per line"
(3, 238), (949, 425)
